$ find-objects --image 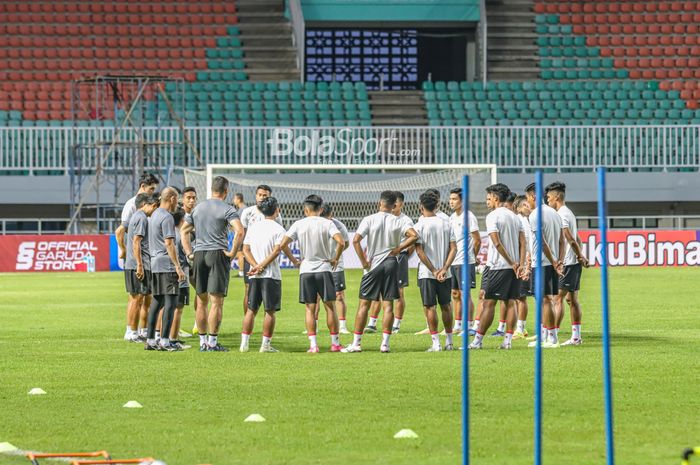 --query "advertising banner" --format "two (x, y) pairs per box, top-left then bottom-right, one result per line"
(0, 235), (111, 272)
(579, 230), (700, 267)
